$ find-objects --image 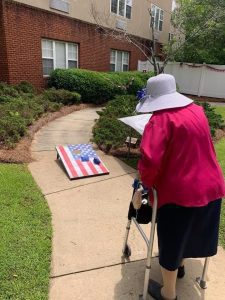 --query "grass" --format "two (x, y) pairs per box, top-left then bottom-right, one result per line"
(214, 106), (225, 124)
(0, 164), (52, 300)
(215, 138), (225, 248)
